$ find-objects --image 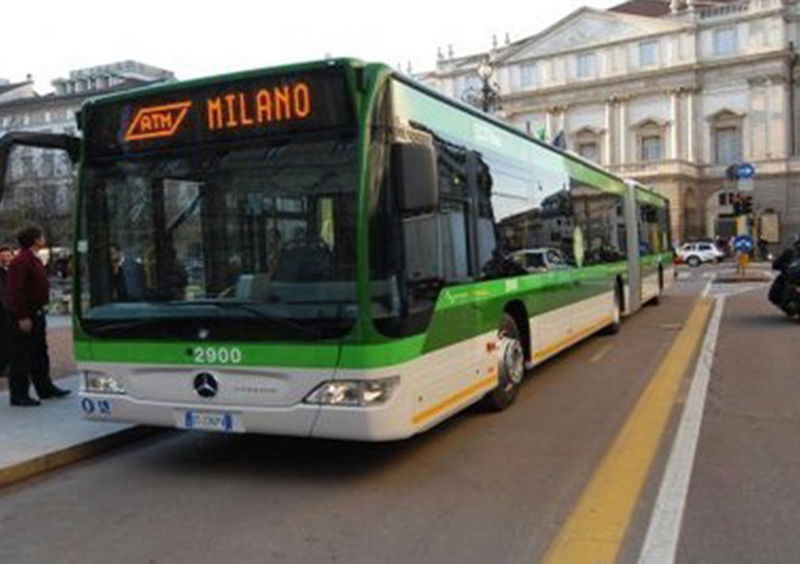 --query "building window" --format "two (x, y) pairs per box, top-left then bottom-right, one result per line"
(578, 142), (599, 162)
(576, 53), (596, 78)
(713, 28), (737, 56)
(520, 63), (537, 89)
(639, 41), (658, 67)
(462, 74), (481, 97)
(641, 135), (662, 162)
(714, 126), (742, 164)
